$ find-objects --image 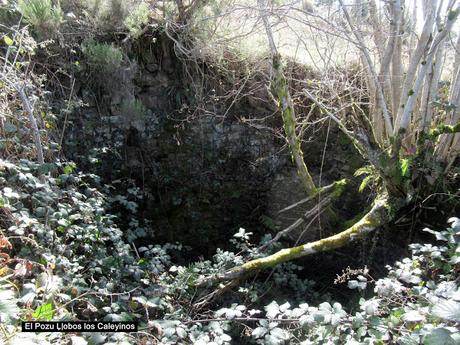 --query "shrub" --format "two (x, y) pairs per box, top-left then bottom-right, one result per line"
(81, 40), (125, 96)
(80, 0), (146, 33)
(1, 155), (459, 344)
(0, 160), (181, 343)
(81, 40), (123, 71)
(123, 1), (150, 36)
(17, 0), (63, 38)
